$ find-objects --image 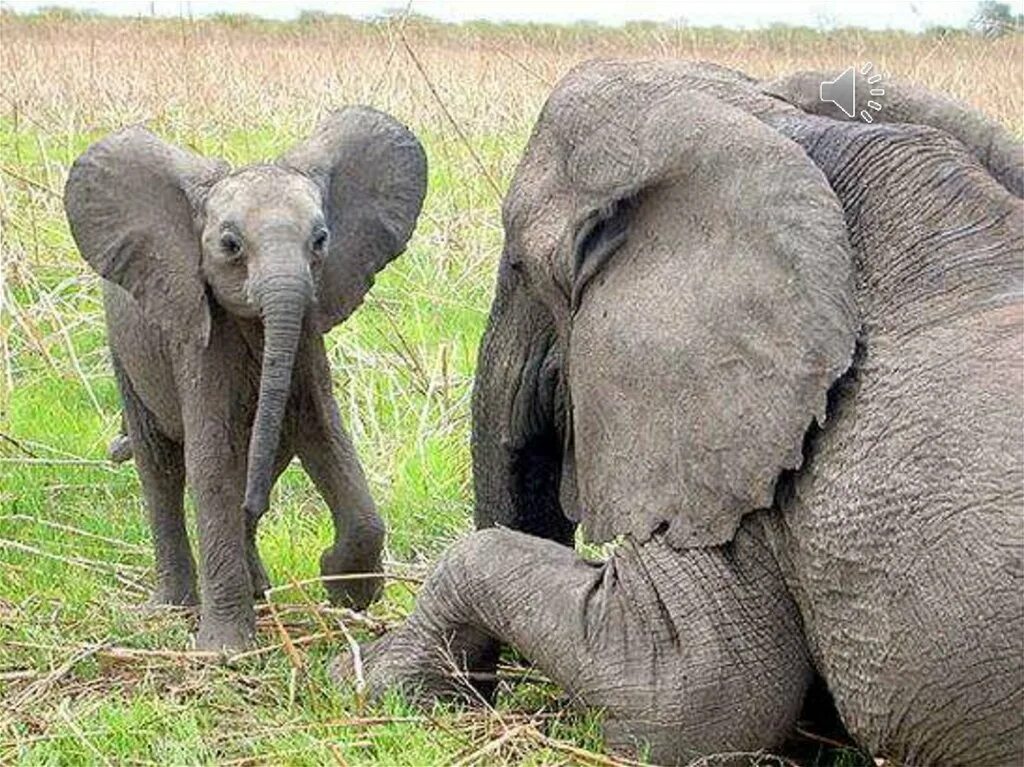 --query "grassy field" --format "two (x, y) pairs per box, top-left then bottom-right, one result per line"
(1, 9), (1021, 765)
